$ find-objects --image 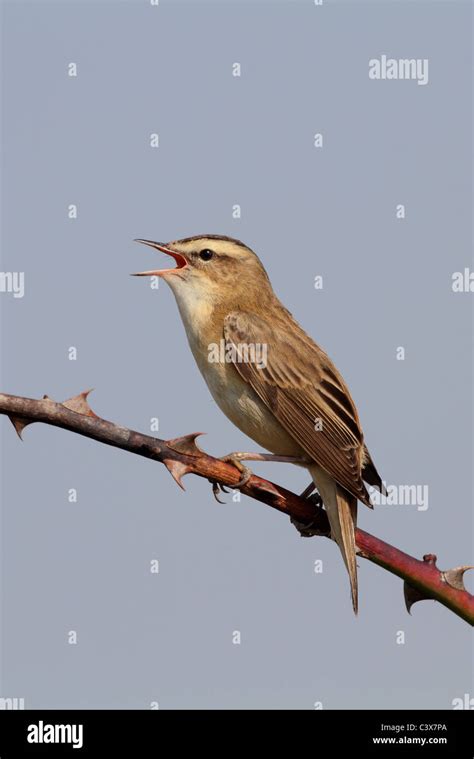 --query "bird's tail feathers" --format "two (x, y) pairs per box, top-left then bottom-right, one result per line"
(334, 488), (358, 613)
(309, 466), (359, 614)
